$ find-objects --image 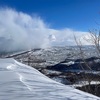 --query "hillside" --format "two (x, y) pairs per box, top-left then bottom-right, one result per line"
(0, 58), (100, 100)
